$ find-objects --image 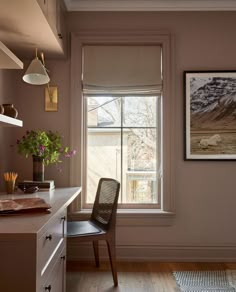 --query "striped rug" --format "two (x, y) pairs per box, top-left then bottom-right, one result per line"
(173, 270), (236, 292)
